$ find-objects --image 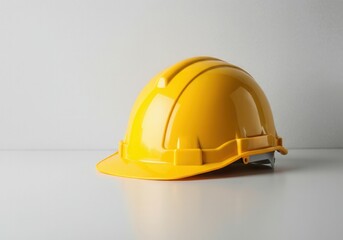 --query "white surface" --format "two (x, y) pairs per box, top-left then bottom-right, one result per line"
(1, 149), (343, 240)
(1, 0), (343, 150)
